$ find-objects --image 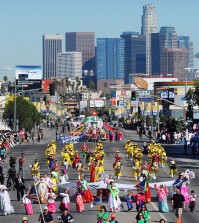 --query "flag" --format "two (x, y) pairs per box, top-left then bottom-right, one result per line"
(136, 179), (146, 192)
